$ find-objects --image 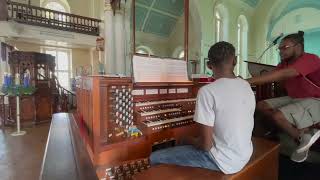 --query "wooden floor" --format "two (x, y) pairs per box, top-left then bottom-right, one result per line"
(0, 124), (50, 180)
(0, 123), (319, 180)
